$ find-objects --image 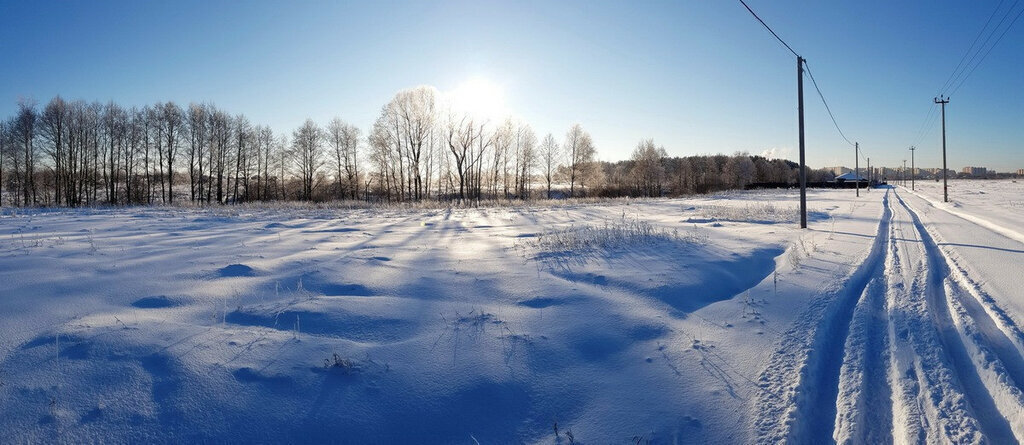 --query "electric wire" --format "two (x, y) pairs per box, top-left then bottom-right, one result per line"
(911, 104), (940, 148)
(948, 4), (1024, 97)
(938, 0), (1009, 94)
(911, 1), (1022, 150)
(739, 1), (862, 161)
(739, 0), (800, 58)
(803, 60), (856, 147)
